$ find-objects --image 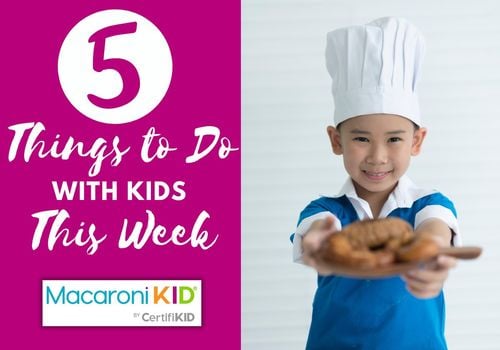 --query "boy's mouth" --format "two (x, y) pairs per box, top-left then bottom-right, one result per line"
(362, 170), (392, 180)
